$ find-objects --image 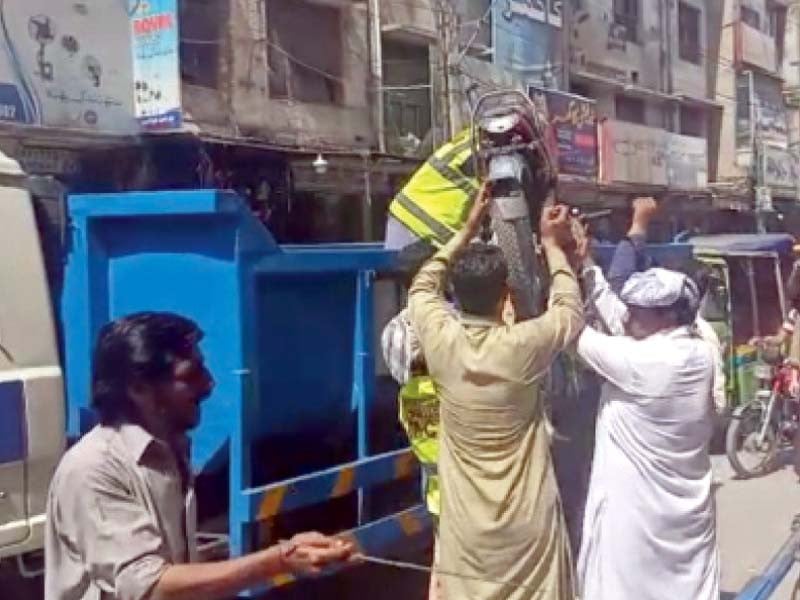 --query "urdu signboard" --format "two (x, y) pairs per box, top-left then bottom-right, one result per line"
(529, 86), (597, 180)
(600, 121), (707, 189)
